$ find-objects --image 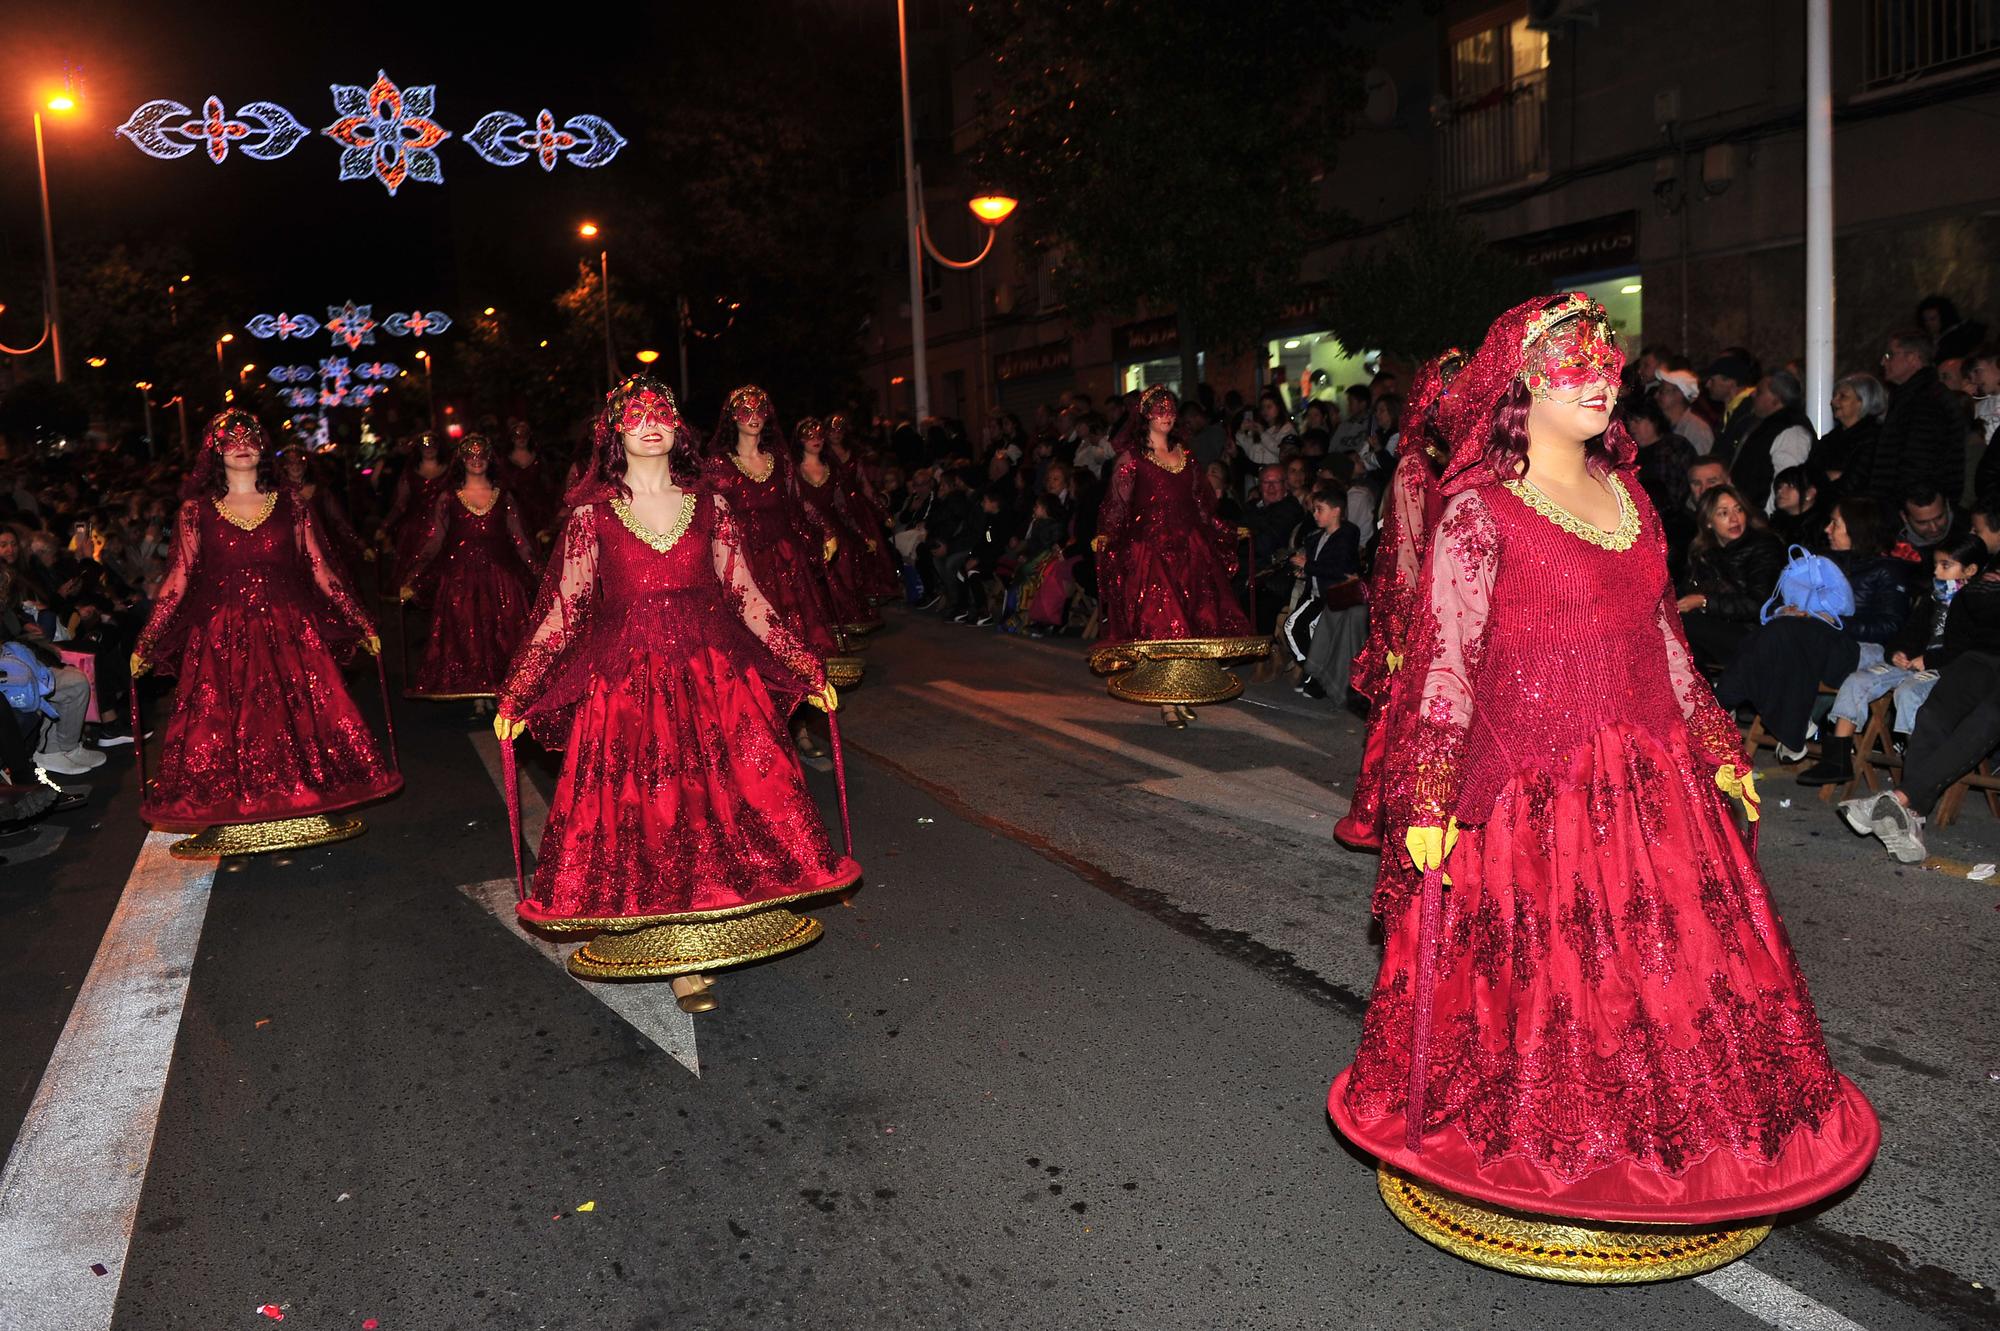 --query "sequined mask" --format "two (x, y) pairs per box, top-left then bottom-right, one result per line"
(728, 387), (770, 426)
(204, 409), (268, 455)
(616, 392), (681, 435)
(1521, 314), (1623, 403)
(796, 419), (826, 448)
(1140, 386), (1178, 425)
